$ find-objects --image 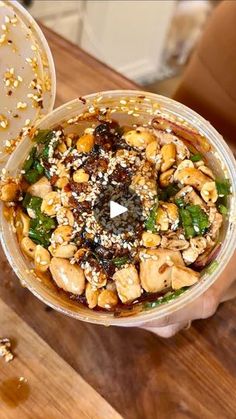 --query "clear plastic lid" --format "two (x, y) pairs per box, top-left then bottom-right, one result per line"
(0, 0), (56, 166)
